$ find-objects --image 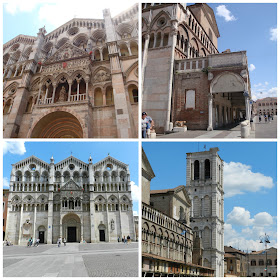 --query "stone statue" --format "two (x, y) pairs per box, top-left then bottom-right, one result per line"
(110, 219), (115, 230)
(58, 86), (67, 102)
